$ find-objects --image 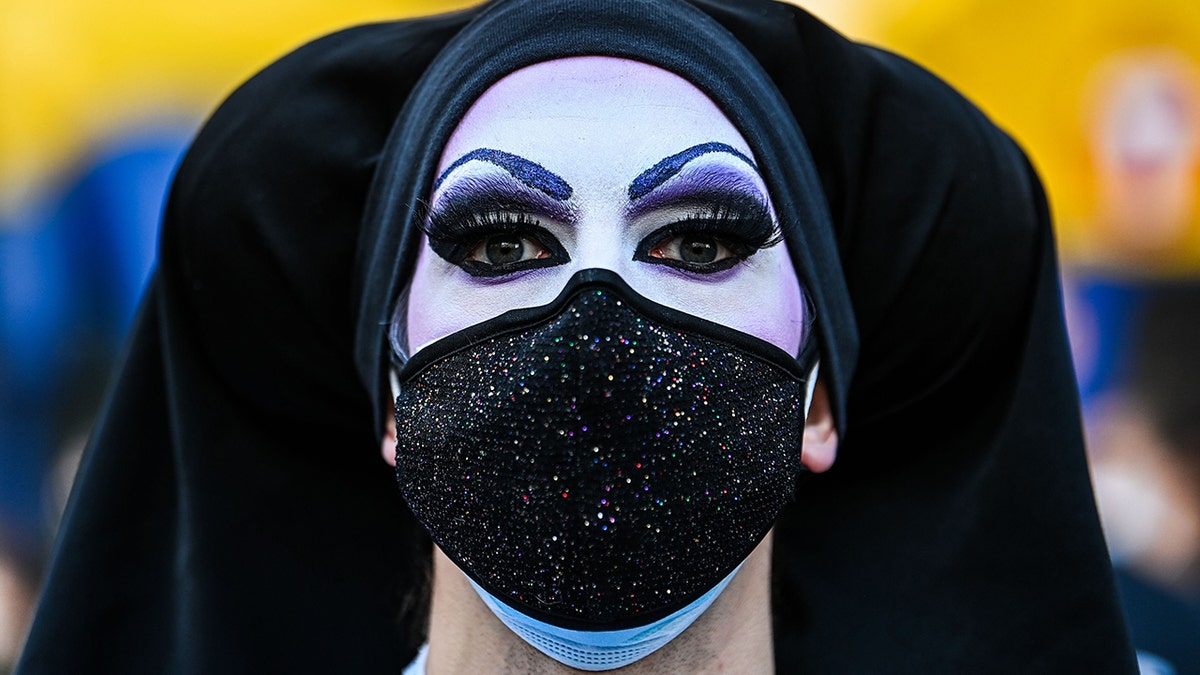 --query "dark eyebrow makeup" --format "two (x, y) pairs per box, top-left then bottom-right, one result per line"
(628, 141), (757, 201)
(435, 148), (573, 201)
